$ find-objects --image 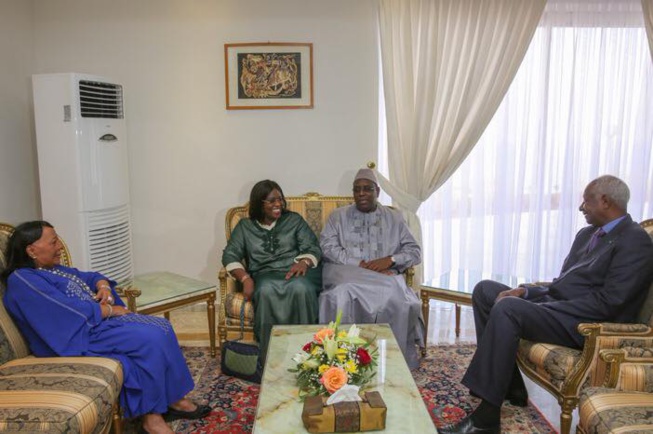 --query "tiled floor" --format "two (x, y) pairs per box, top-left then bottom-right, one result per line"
(168, 300), (572, 433)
